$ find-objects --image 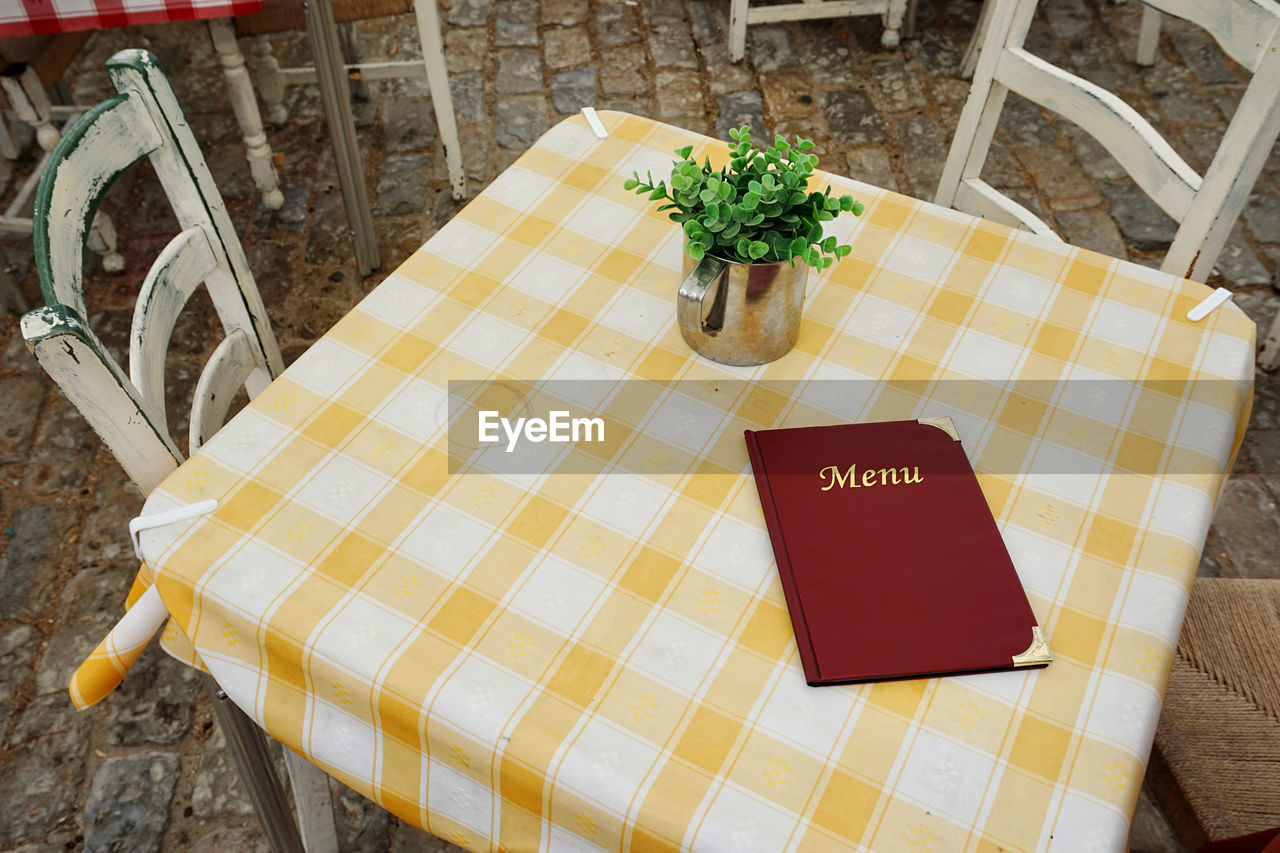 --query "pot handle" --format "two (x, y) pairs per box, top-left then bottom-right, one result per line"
(677, 256), (726, 337)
